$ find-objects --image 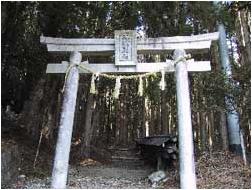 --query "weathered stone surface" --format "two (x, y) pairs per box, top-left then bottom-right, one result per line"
(148, 170), (167, 187)
(40, 32), (219, 54)
(46, 60), (211, 74)
(1, 140), (21, 187)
